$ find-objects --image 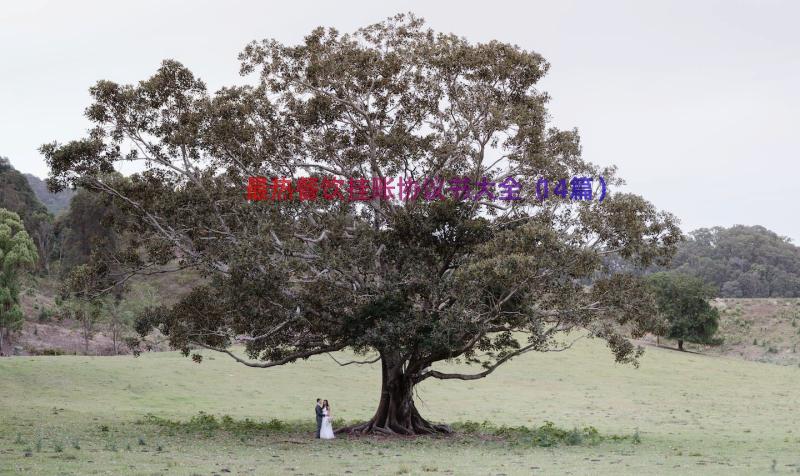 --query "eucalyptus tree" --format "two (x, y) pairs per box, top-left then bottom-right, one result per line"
(42, 14), (680, 435)
(0, 209), (38, 354)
